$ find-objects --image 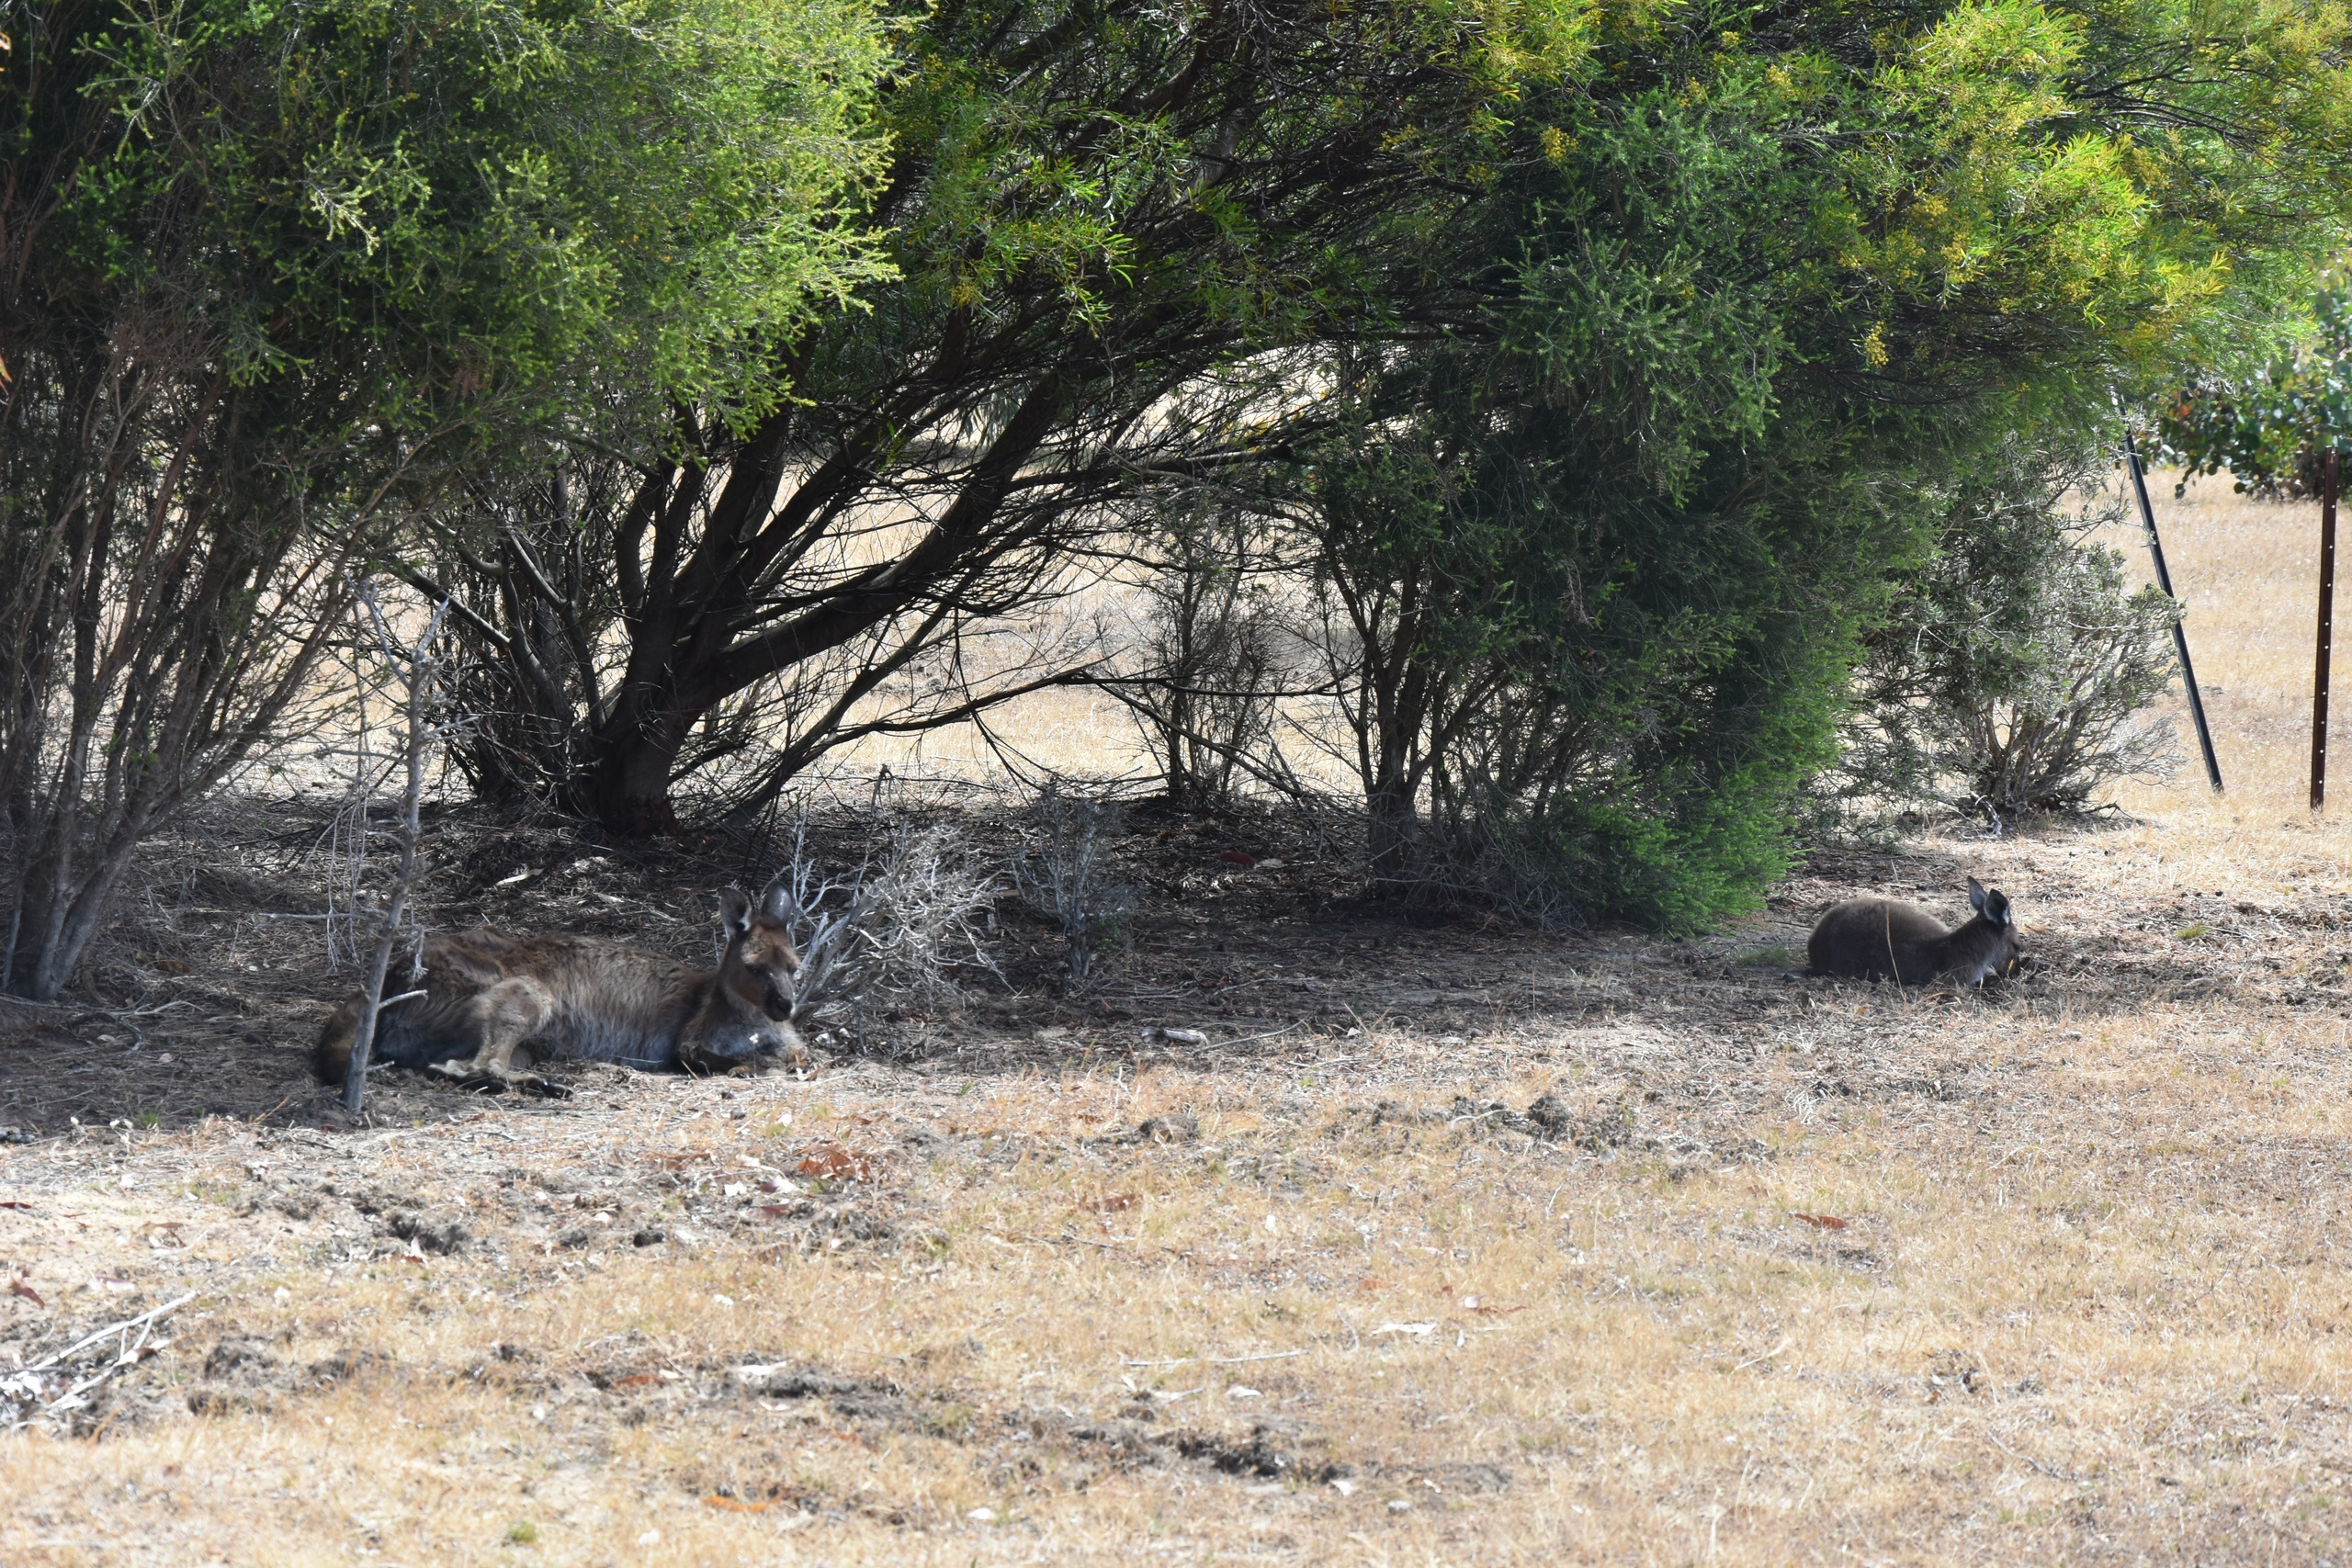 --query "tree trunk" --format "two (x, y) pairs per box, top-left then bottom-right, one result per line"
(1357, 584), (1427, 887)
(578, 724), (684, 837)
(7, 834), (139, 1002)
(1364, 761), (1419, 884)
